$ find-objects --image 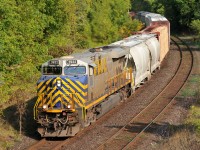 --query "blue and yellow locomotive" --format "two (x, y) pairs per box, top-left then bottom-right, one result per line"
(34, 46), (133, 137)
